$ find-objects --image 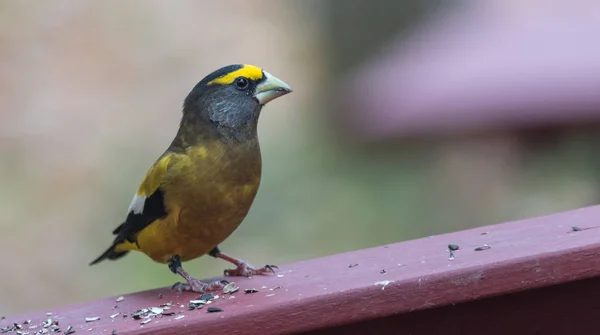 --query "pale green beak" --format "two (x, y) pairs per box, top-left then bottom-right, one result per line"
(254, 71), (292, 105)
